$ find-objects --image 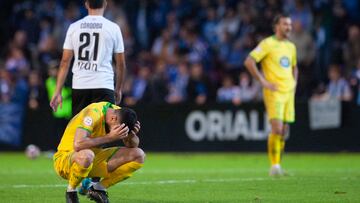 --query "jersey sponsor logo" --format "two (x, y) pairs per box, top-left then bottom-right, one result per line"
(77, 61), (98, 71)
(279, 56), (290, 68)
(83, 116), (93, 126)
